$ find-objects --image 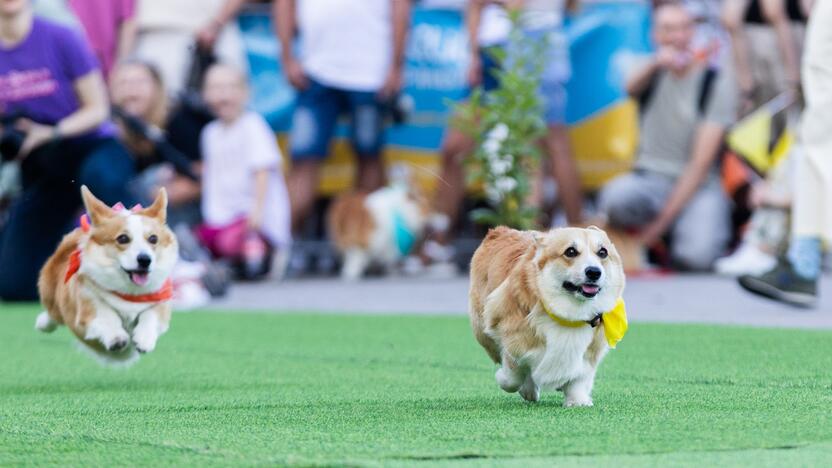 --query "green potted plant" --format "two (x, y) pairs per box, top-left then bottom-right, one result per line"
(455, 11), (548, 230)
